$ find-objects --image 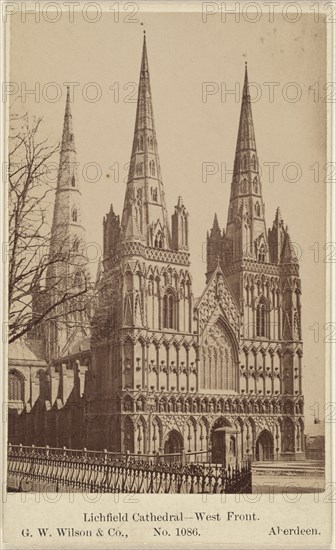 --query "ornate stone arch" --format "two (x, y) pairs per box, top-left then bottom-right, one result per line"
(209, 416), (232, 435)
(200, 315), (239, 392)
(215, 315), (239, 364)
(162, 429), (184, 454)
(235, 416), (244, 431)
